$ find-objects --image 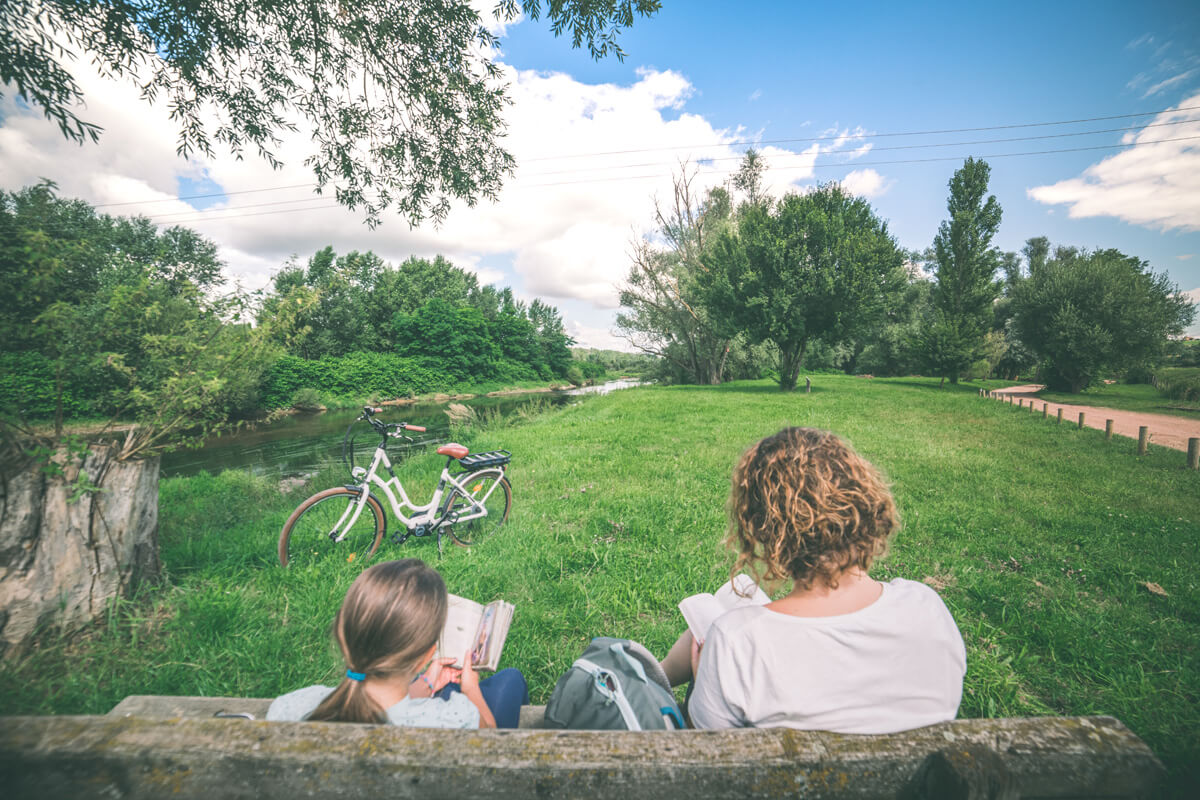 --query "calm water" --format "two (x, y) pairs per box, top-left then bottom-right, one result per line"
(161, 380), (642, 479)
